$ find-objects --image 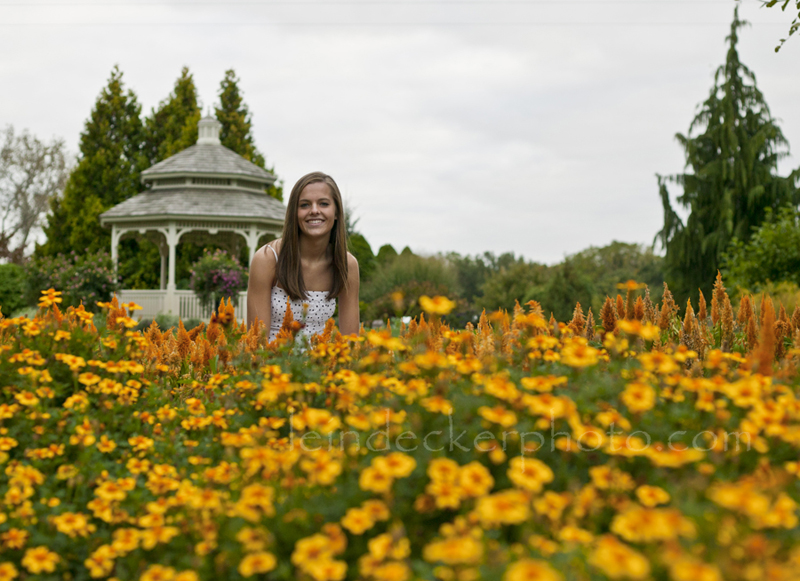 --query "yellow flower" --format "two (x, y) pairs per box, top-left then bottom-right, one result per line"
(38, 288), (62, 307)
(589, 535), (650, 580)
(636, 485), (670, 507)
(111, 528), (141, 554)
(617, 320), (660, 341)
(139, 564), (176, 581)
(97, 435), (117, 453)
(476, 490), (531, 526)
(21, 546), (60, 574)
(84, 545), (116, 578)
(52, 512), (94, 538)
(340, 507), (375, 535)
(669, 558), (721, 581)
(13, 391), (38, 407)
(478, 405), (518, 428)
(78, 372), (101, 386)
(419, 295), (456, 315)
(560, 338), (599, 368)
(359, 459), (395, 494)
(620, 382), (656, 414)
(427, 457), (460, 482)
(0, 438), (17, 451)
(423, 536), (484, 565)
(507, 457), (554, 493)
(1, 528), (28, 550)
(504, 559), (561, 581)
(292, 534), (333, 567)
(557, 526), (593, 544)
(0, 562), (18, 581)
(458, 461), (494, 497)
(238, 552), (277, 577)
(382, 452), (417, 478)
(305, 559), (347, 581)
